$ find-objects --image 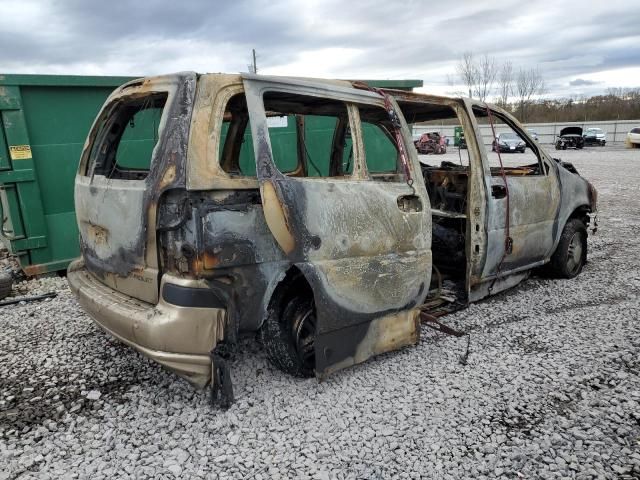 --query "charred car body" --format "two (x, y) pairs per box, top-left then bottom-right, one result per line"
(67, 73), (597, 405)
(555, 127), (585, 150)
